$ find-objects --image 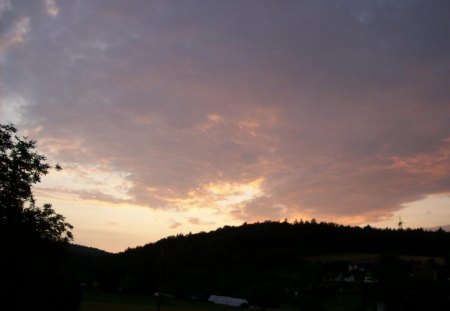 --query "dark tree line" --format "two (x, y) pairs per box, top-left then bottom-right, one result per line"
(0, 123), (81, 310)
